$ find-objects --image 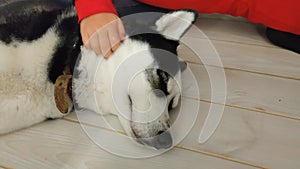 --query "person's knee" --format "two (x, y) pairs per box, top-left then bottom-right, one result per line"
(266, 27), (300, 54)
